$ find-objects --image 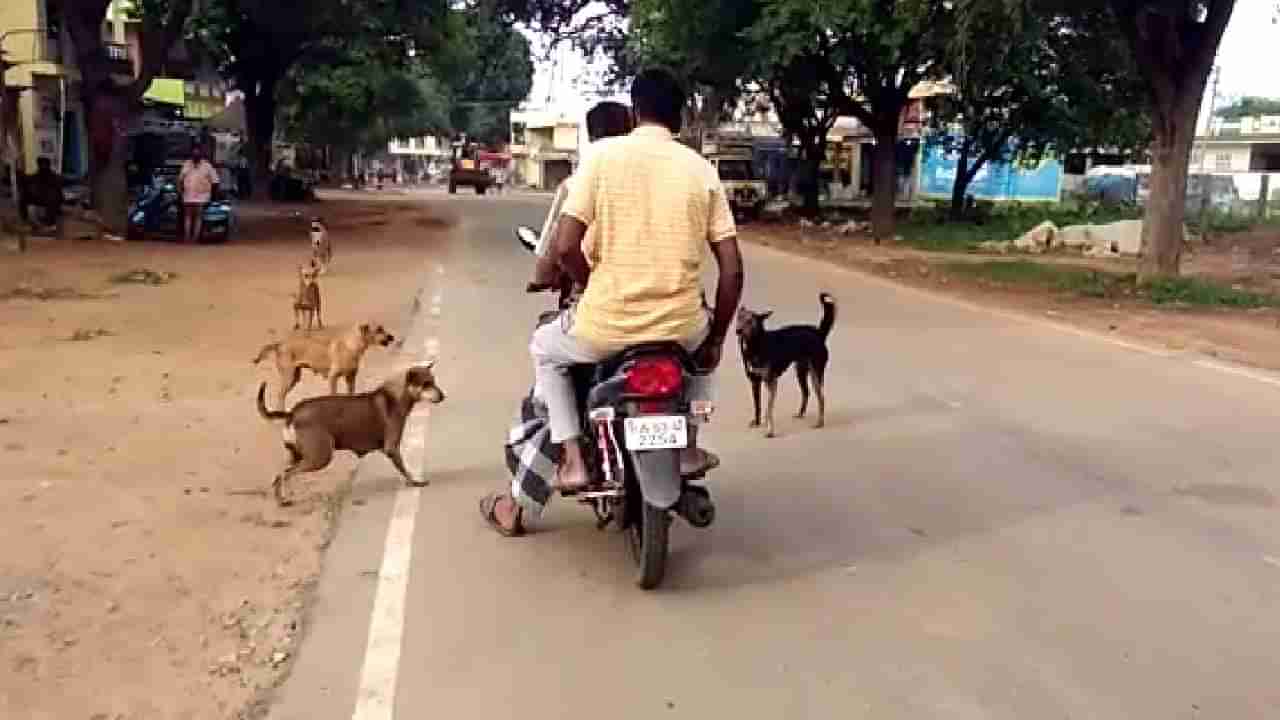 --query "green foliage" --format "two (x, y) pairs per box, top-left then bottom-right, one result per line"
(1215, 96), (1280, 120)
(188, 0), (532, 155)
(929, 0), (1150, 212)
(278, 52), (452, 153)
(748, 0), (953, 229)
(448, 10), (535, 144)
(623, 0), (762, 129)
